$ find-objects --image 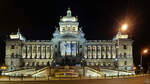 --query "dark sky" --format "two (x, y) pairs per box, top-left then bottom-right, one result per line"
(0, 0), (150, 66)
